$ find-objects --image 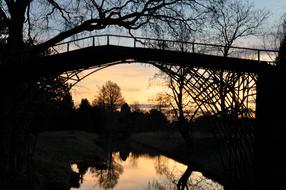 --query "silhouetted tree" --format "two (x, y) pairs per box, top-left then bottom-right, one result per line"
(208, 0), (269, 56)
(152, 67), (194, 144)
(149, 23), (195, 143)
(0, 0), (205, 62)
(32, 76), (75, 131)
(60, 93), (74, 111)
(75, 98), (95, 131)
(93, 81), (125, 112)
(118, 103), (132, 134)
(149, 24), (195, 143)
(155, 67), (194, 120)
(120, 103), (131, 114)
(129, 110), (149, 132)
(78, 98), (92, 111)
(149, 109), (168, 130)
(277, 15), (286, 66)
(151, 93), (168, 112)
(0, 7), (8, 63)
